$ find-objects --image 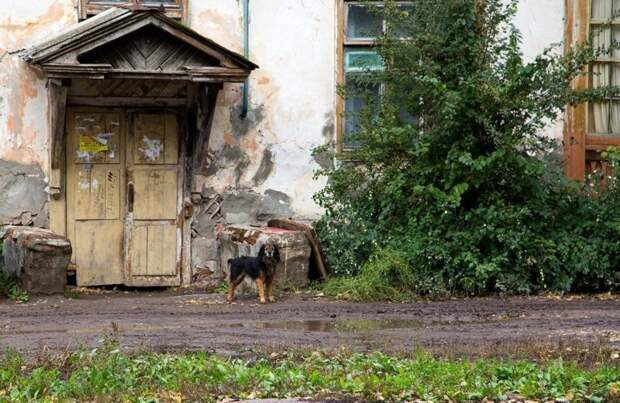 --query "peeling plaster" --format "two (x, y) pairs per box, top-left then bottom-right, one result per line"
(0, 1), (77, 53)
(0, 56), (48, 168)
